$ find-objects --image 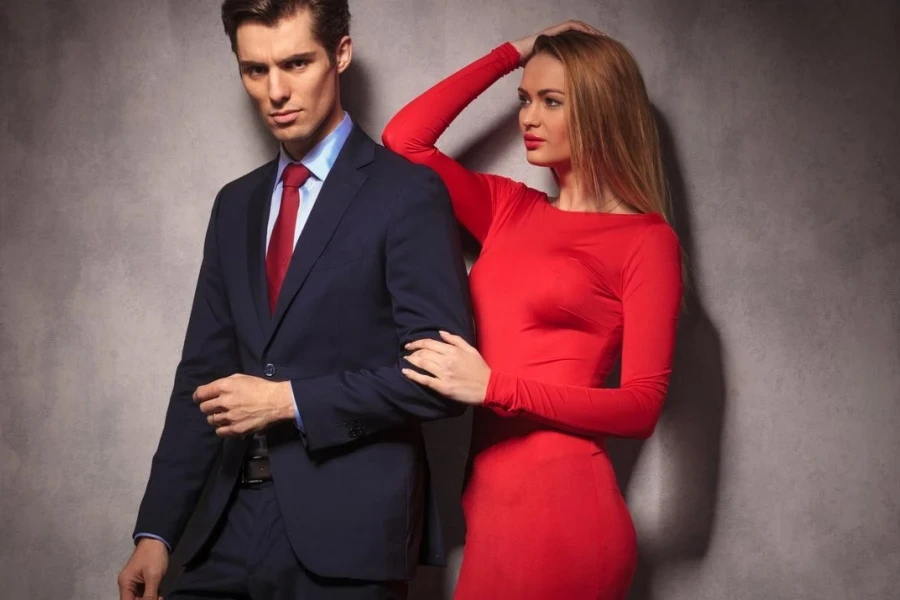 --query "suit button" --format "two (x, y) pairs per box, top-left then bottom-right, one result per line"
(348, 422), (365, 439)
(264, 363), (276, 377)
